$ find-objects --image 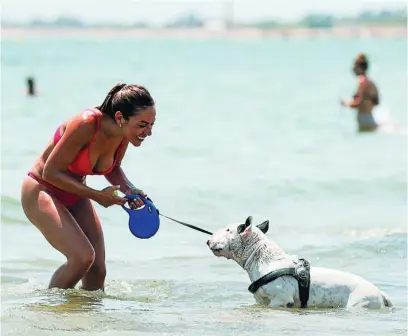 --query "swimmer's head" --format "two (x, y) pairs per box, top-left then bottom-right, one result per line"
(98, 83), (156, 147)
(353, 53), (368, 75)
